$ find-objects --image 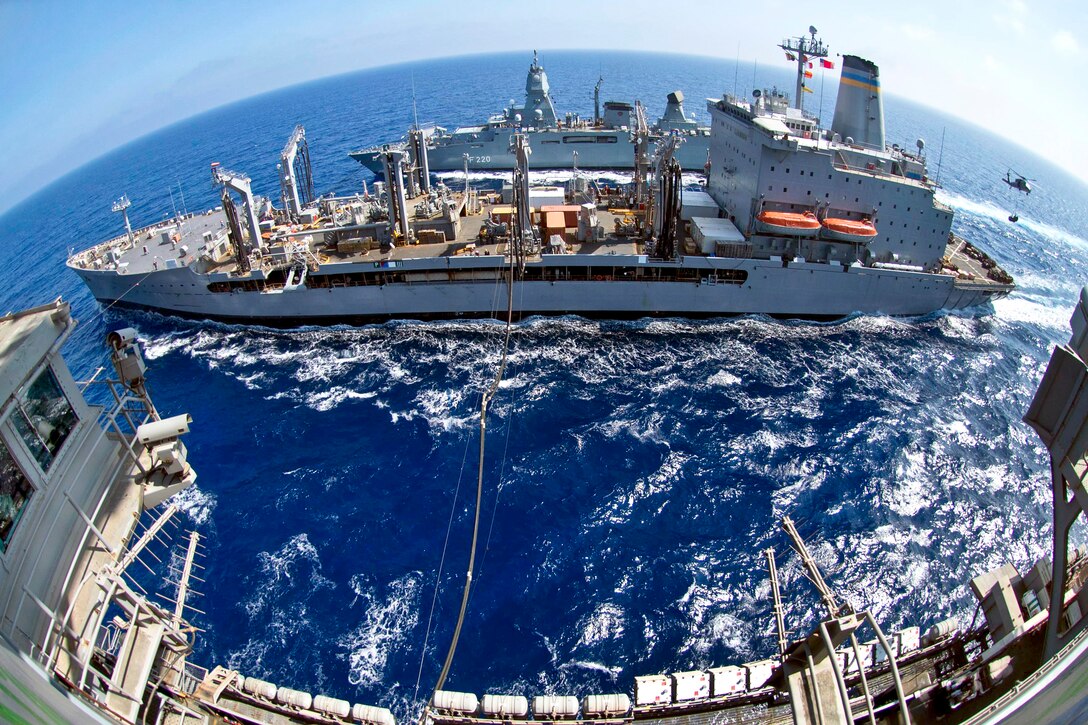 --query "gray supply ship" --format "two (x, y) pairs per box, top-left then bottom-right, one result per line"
(68, 32), (1013, 325)
(4, 288), (1088, 723)
(348, 52), (712, 174)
